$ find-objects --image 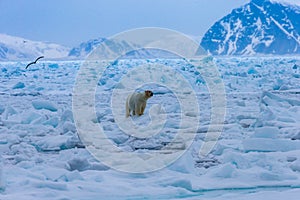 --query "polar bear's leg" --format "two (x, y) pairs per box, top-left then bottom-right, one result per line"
(135, 102), (141, 116)
(140, 105), (145, 115)
(137, 104), (144, 116)
(131, 103), (136, 116)
(126, 100), (130, 117)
